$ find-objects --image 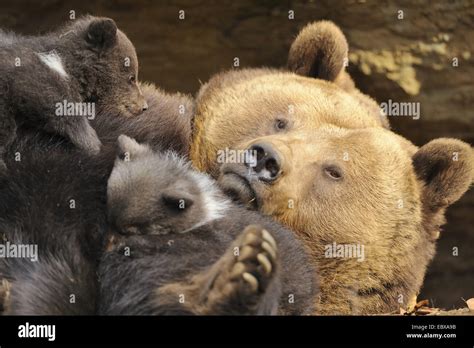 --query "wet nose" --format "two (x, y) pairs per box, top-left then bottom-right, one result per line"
(247, 142), (281, 182)
(142, 100), (149, 111)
